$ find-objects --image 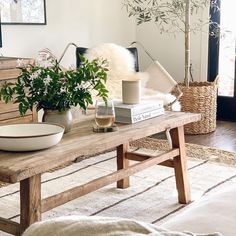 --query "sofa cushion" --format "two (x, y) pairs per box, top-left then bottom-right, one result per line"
(162, 187), (236, 236)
